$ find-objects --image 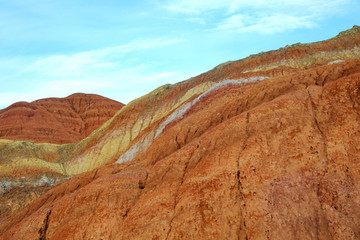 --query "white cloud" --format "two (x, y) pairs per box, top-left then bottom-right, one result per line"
(0, 37), (191, 108)
(25, 38), (185, 78)
(215, 14), (314, 34)
(165, 0), (350, 14)
(165, 0), (351, 33)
